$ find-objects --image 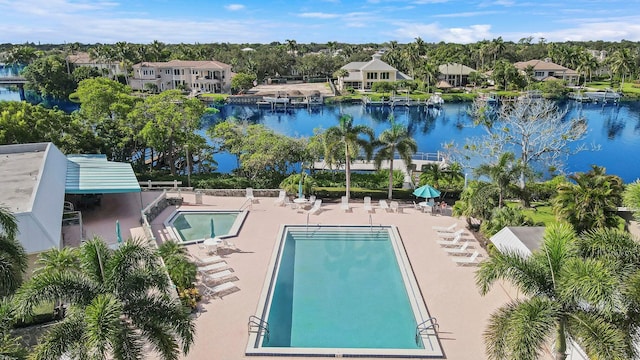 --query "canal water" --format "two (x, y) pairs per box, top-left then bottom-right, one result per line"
(1, 75), (639, 182)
